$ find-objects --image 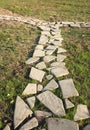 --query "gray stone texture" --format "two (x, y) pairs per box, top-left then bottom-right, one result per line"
(25, 57), (39, 65)
(26, 96), (35, 109)
(65, 99), (74, 109)
(36, 61), (46, 69)
(83, 124), (90, 130)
